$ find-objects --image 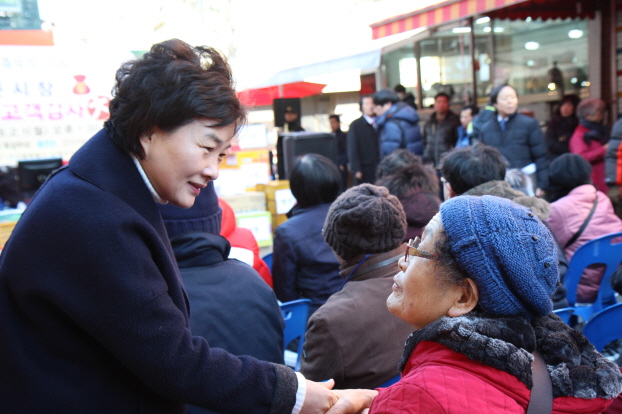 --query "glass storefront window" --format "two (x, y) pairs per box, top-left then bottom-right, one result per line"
(383, 46), (417, 101)
(419, 26), (472, 108)
(492, 18), (589, 101)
